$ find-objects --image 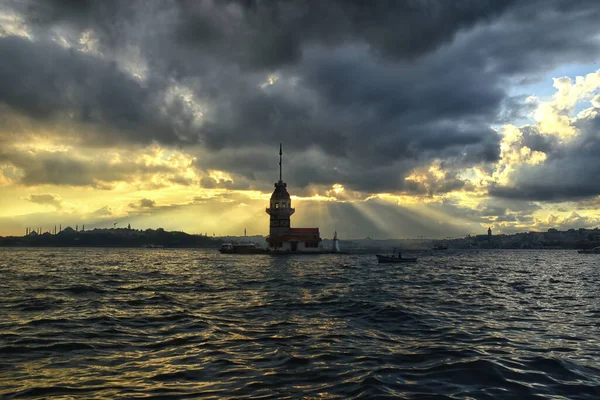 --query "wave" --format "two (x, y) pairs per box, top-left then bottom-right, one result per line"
(2, 248), (600, 399)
